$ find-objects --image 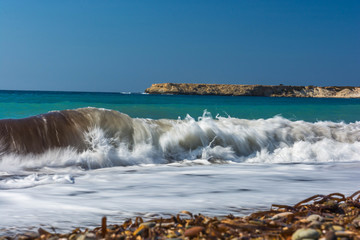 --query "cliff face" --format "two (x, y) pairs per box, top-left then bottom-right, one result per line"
(145, 83), (360, 98)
